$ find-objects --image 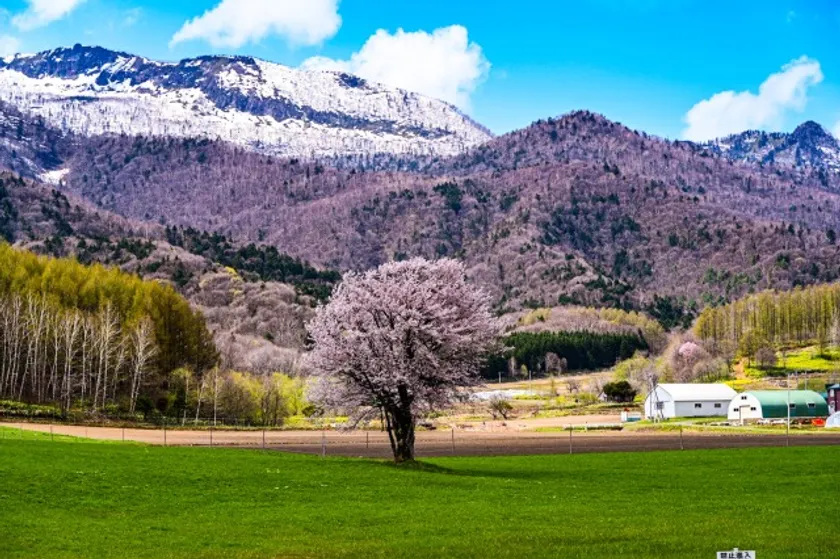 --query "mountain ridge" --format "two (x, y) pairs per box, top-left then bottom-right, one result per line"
(702, 120), (840, 177)
(0, 44), (491, 158)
